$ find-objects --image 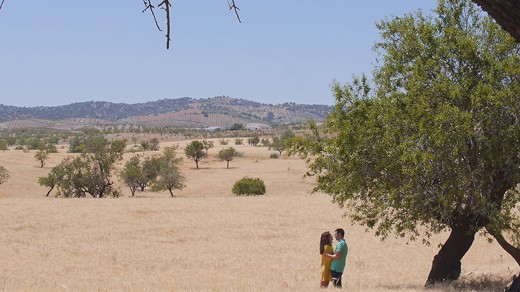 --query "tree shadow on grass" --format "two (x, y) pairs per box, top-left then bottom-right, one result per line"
(445, 273), (512, 292)
(378, 273), (511, 291)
